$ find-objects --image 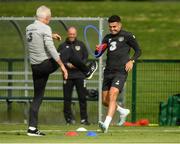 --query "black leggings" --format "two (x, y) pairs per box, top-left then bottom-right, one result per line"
(29, 59), (58, 127)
